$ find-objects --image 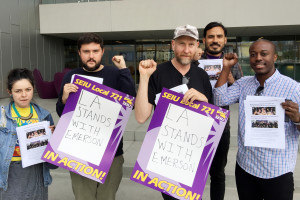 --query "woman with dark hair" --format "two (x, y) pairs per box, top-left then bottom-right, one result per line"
(0, 68), (56, 200)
